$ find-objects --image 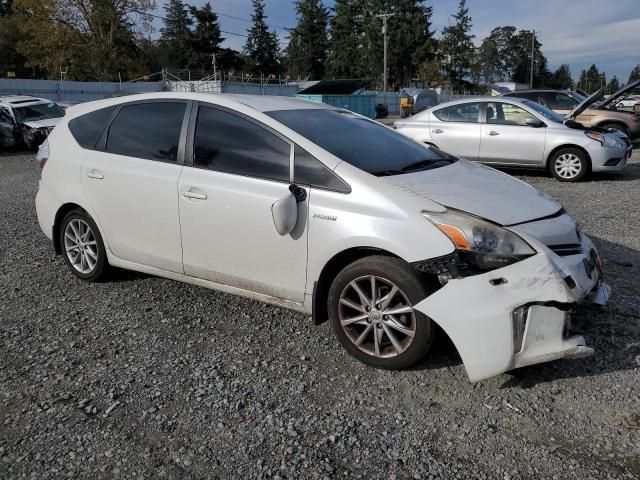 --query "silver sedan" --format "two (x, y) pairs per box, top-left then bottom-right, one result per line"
(394, 96), (632, 181)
